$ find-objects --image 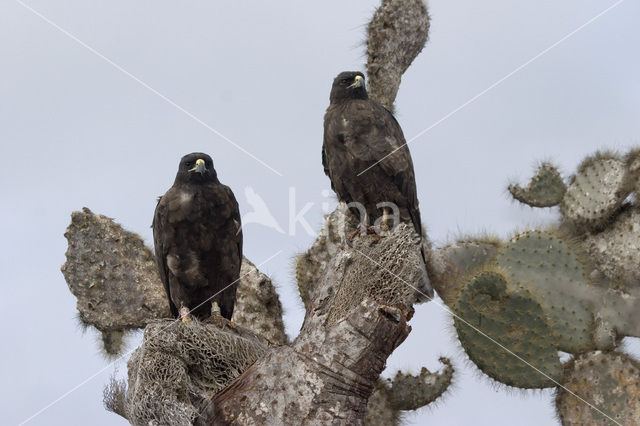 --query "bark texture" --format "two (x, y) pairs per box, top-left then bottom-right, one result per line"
(366, 0), (430, 111)
(212, 300), (410, 424)
(210, 224), (422, 424)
